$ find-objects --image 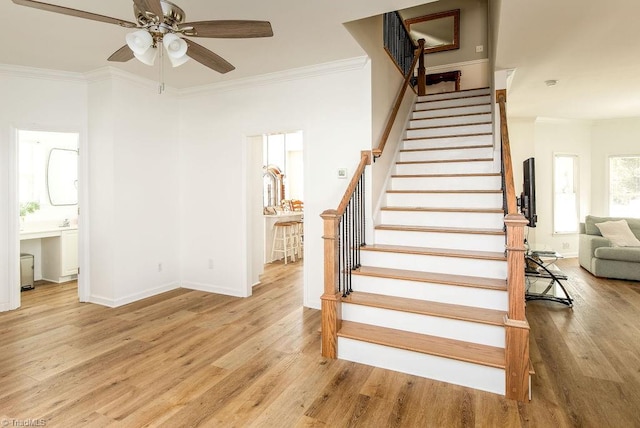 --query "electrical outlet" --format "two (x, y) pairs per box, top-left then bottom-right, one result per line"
(476, 45), (484, 53)
(208, 258), (214, 269)
(562, 242), (570, 250)
(337, 168), (348, 179)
